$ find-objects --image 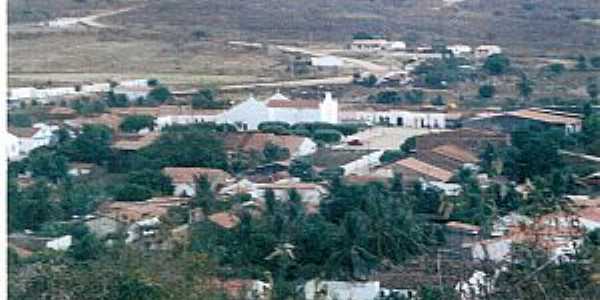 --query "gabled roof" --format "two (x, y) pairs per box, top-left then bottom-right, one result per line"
(98, 197), (188, 223)
(112, 132), (160, 151)
(431, 144), (479, 164)
(266, 99), (320, 109)
(395, 157), (454, 182)
(162, 167), (231, 184)
(224, 132), (309, 155)
(506, 108), (582, 125)
(8, 127), (41, 138)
